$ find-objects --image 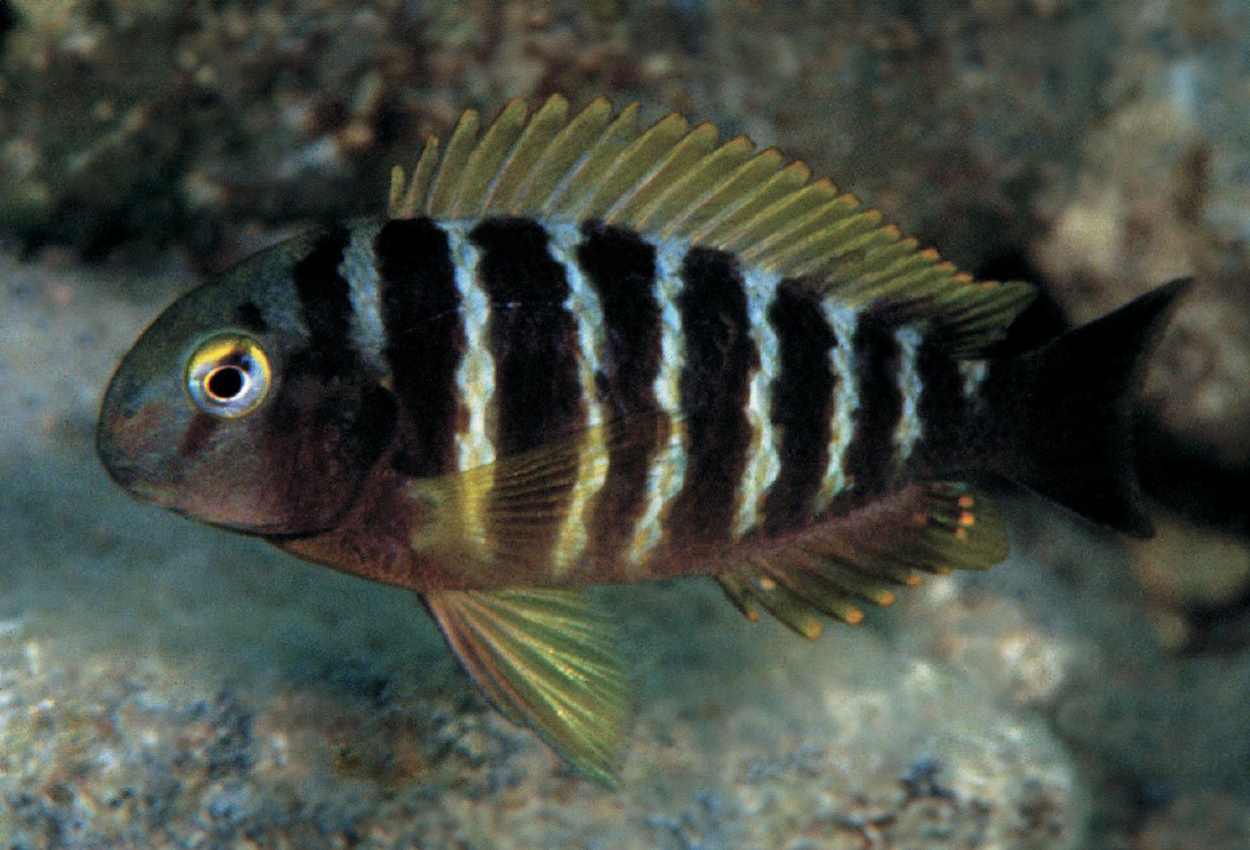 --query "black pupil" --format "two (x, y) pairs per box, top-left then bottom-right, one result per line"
(206, 365), (246, 400)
